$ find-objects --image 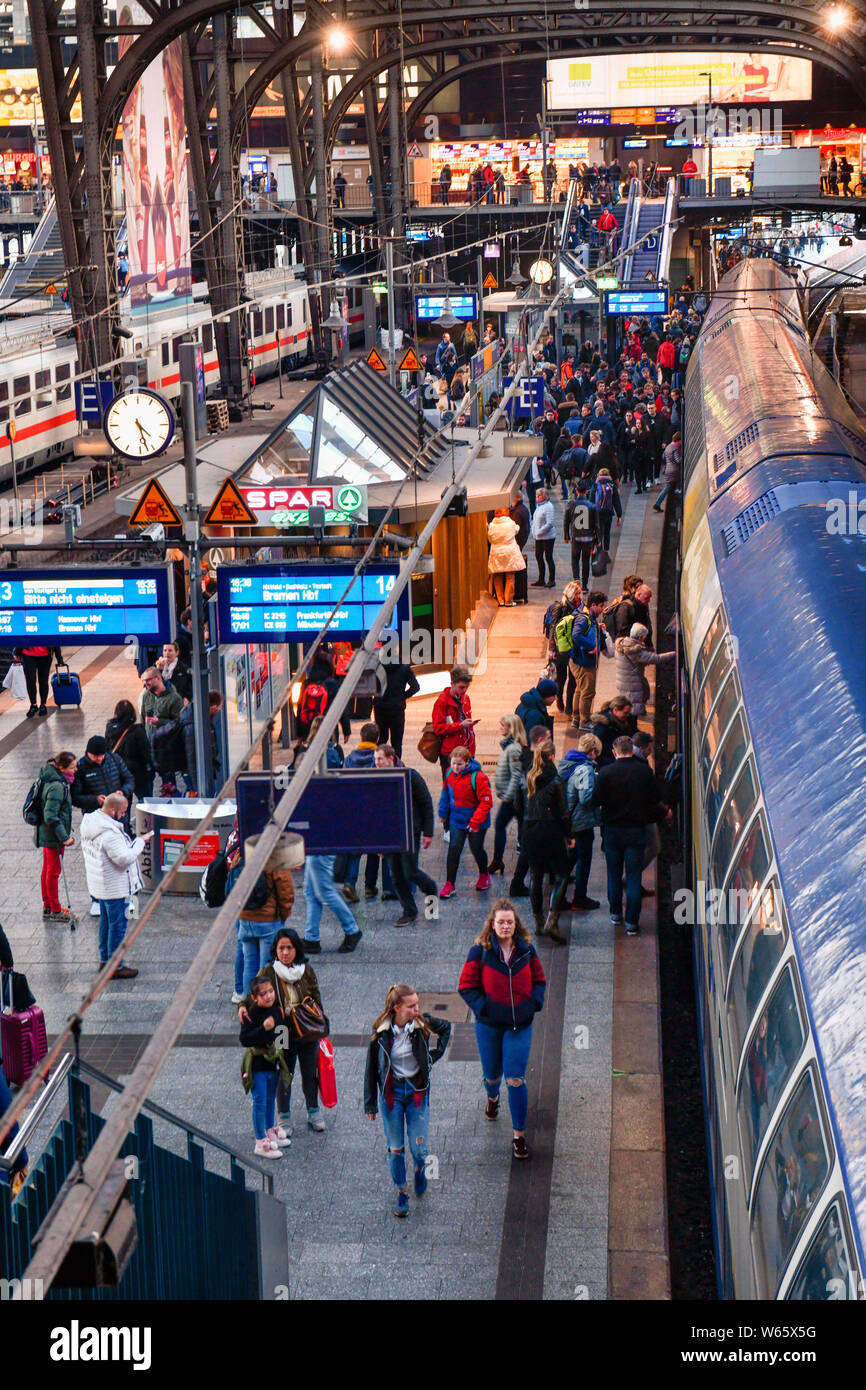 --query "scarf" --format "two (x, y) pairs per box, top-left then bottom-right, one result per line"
(273, 961), (305, 984)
